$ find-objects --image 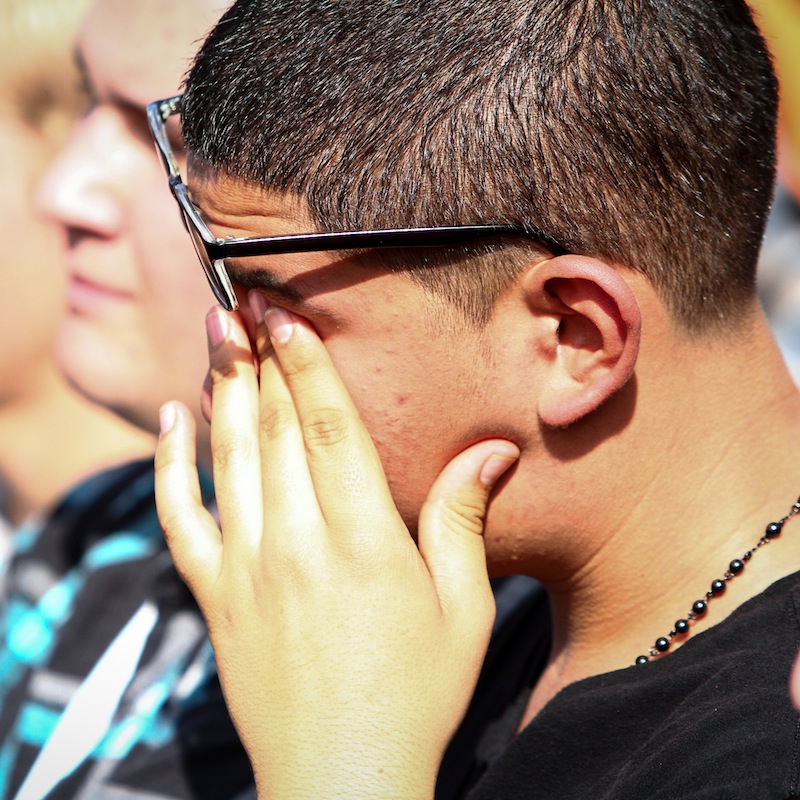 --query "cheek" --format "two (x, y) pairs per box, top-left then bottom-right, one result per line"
(377, 418), (448, 528)
(319, 300), (495, 524)
(337, 352), (464, 524)
(136, 205), (214, 321)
